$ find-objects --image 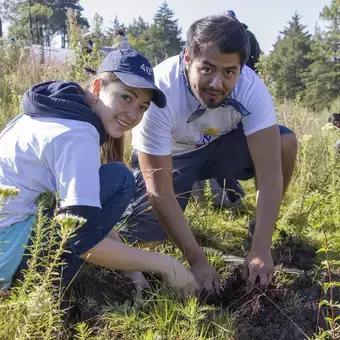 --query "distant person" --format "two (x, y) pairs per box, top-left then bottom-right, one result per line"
(328, 113), (340, 150)
(225, 10), (261, 72)
(78, 32), (94, 55)
(77, 39), (91, 54)
(113, 29), (130, 50)
(328, 113), (340, 129)
(85, 38), (94, 54)
(8, 36), (16, 48)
